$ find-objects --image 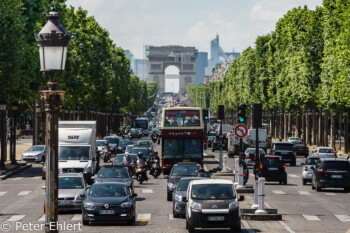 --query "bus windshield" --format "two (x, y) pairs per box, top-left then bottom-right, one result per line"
(163, 139), (202, 159)
(135, 119), (148, 129)
(164, 110), (200, 127)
